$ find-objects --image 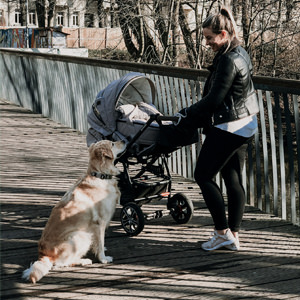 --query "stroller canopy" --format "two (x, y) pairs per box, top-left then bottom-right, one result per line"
(87, 72), (156, 139)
